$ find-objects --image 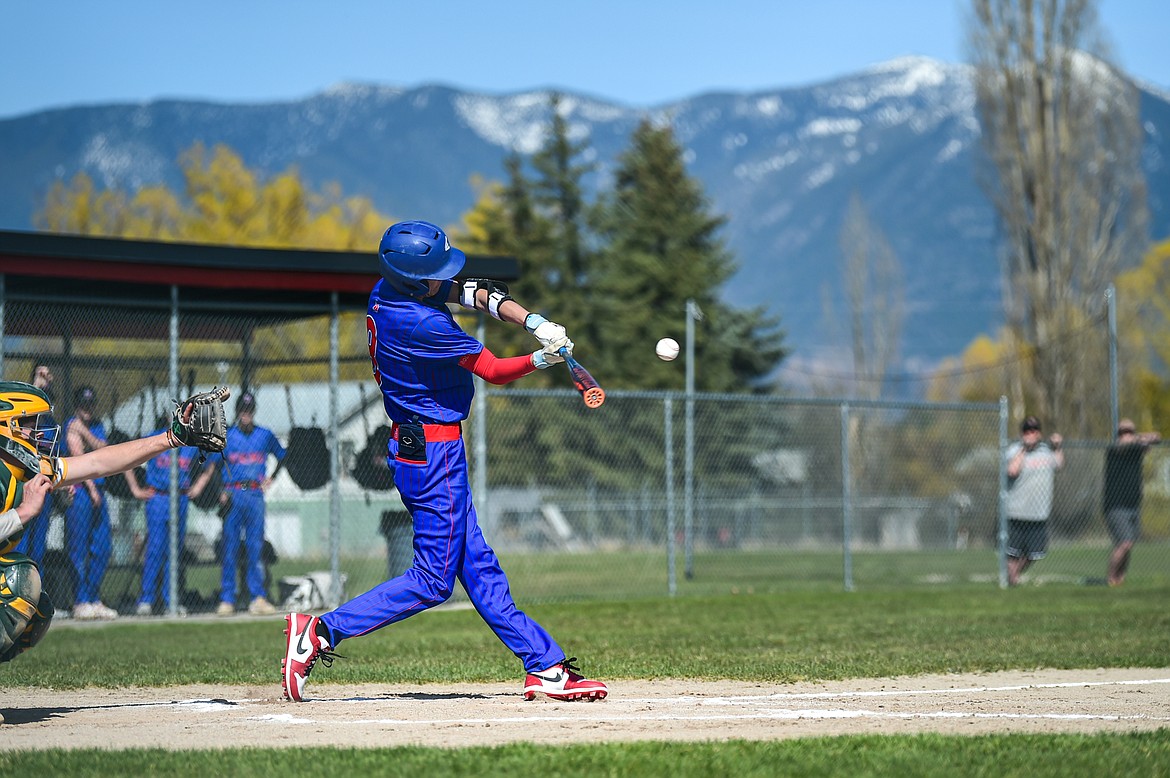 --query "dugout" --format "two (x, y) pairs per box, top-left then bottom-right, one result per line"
(0, 229), (517, 611)
(0, 229), (517, 394)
